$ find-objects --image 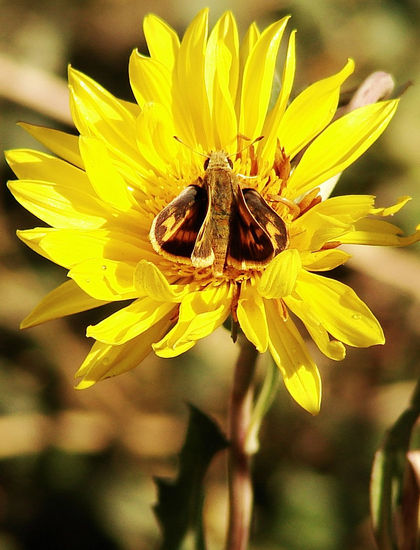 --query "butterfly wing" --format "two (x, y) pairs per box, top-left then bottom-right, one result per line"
(226, 187), (288, 271)
(227, 187), (276, 270)
(191, 183), (215, 269)
(150, 184), (208, 263)
(242, 188), (288, 254)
